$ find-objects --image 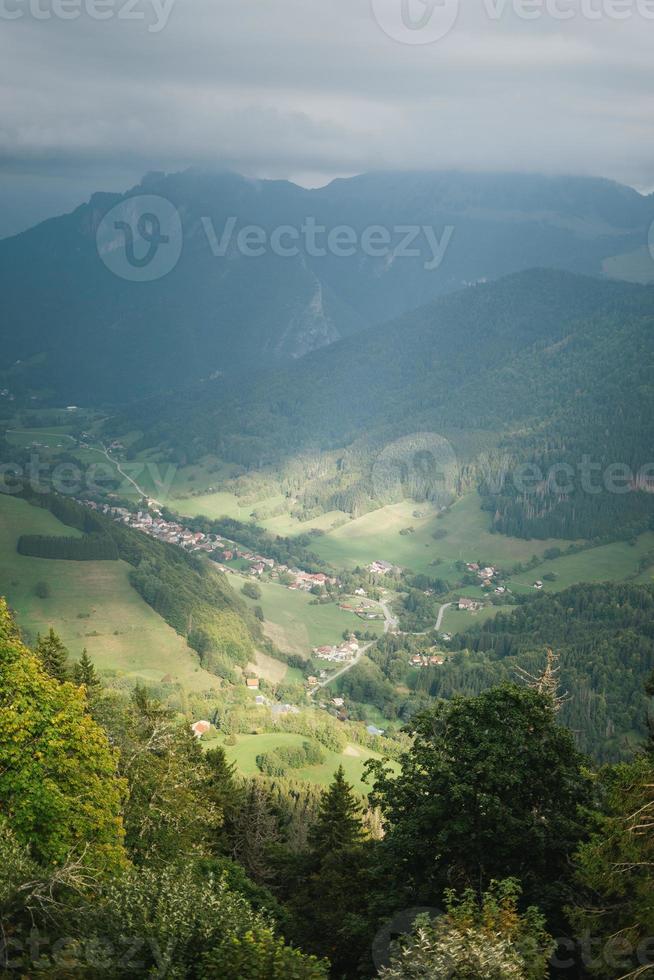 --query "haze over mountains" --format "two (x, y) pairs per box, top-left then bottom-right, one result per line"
(1, 168), (653, 405)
